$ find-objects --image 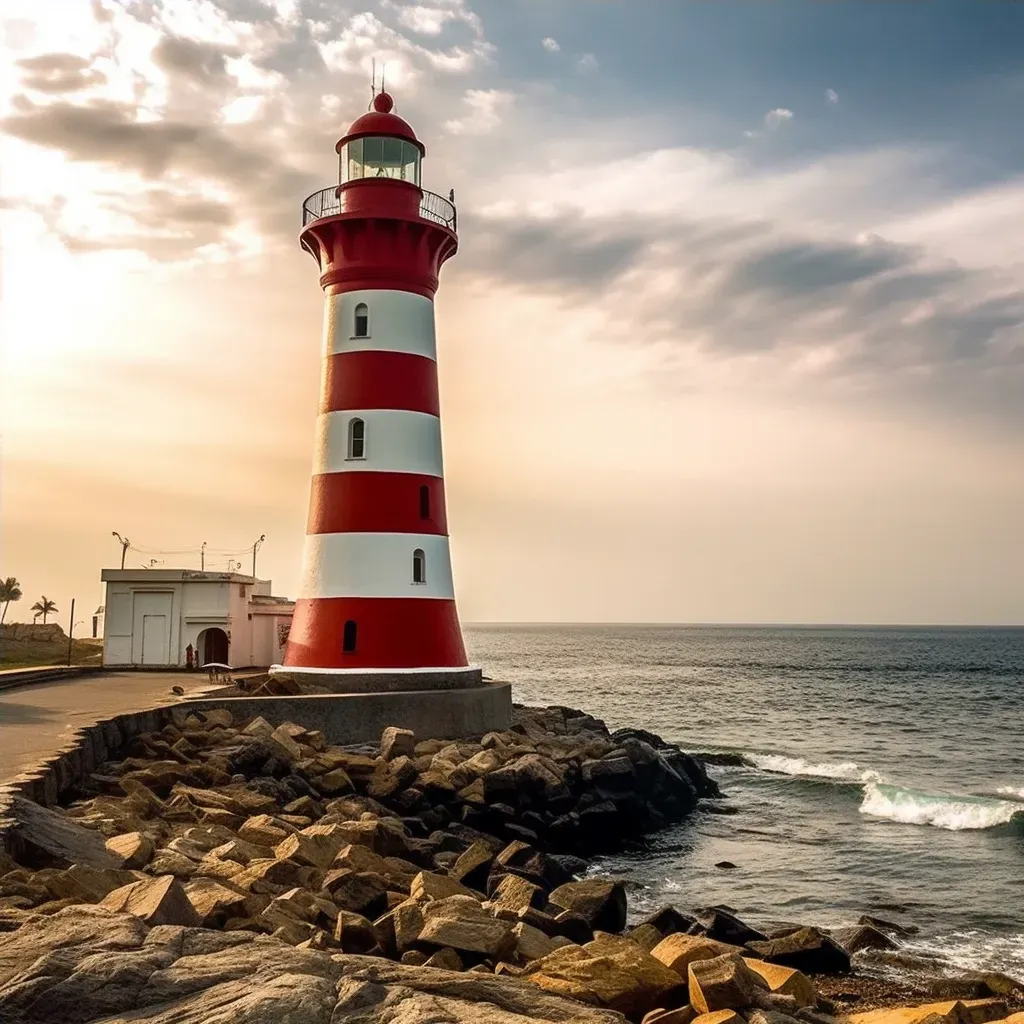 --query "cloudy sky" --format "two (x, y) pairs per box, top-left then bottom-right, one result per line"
(2, 0), (1023, 626)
